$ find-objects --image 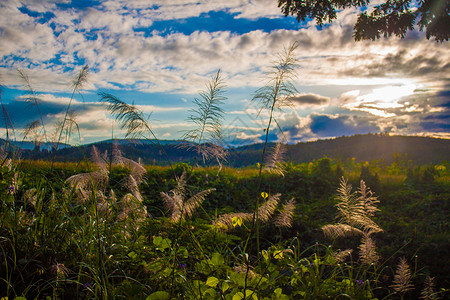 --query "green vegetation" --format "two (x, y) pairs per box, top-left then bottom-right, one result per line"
(277, 0), (450, 42)
(0, 155), (448, 299)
